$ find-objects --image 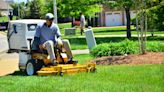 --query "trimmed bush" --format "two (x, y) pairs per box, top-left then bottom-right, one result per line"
(91, 40), (164, 57)
(146, 42), (164, 52)
(110, 40), (139, 56)
(91, 43), (111, 57)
